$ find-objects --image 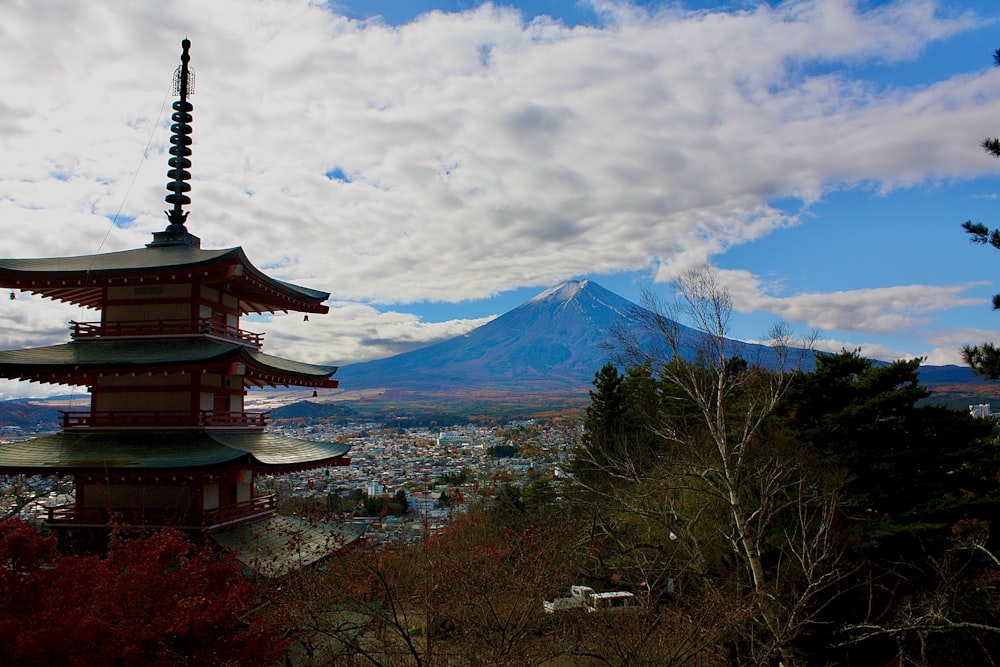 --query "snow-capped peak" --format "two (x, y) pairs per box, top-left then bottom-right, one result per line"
(530, 279), (589, 304)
